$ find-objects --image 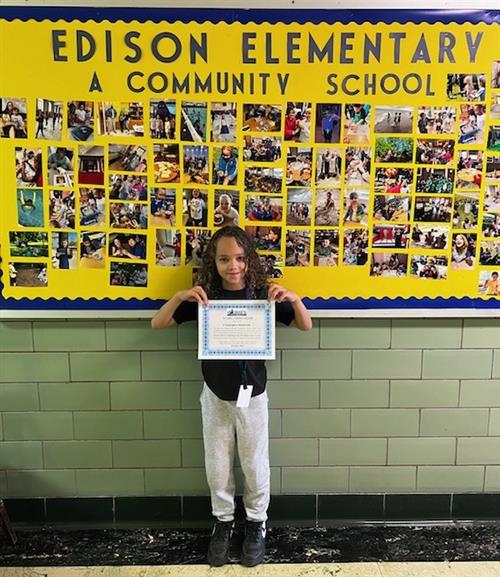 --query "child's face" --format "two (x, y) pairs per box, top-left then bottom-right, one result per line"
(215, 236), (247, 290)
